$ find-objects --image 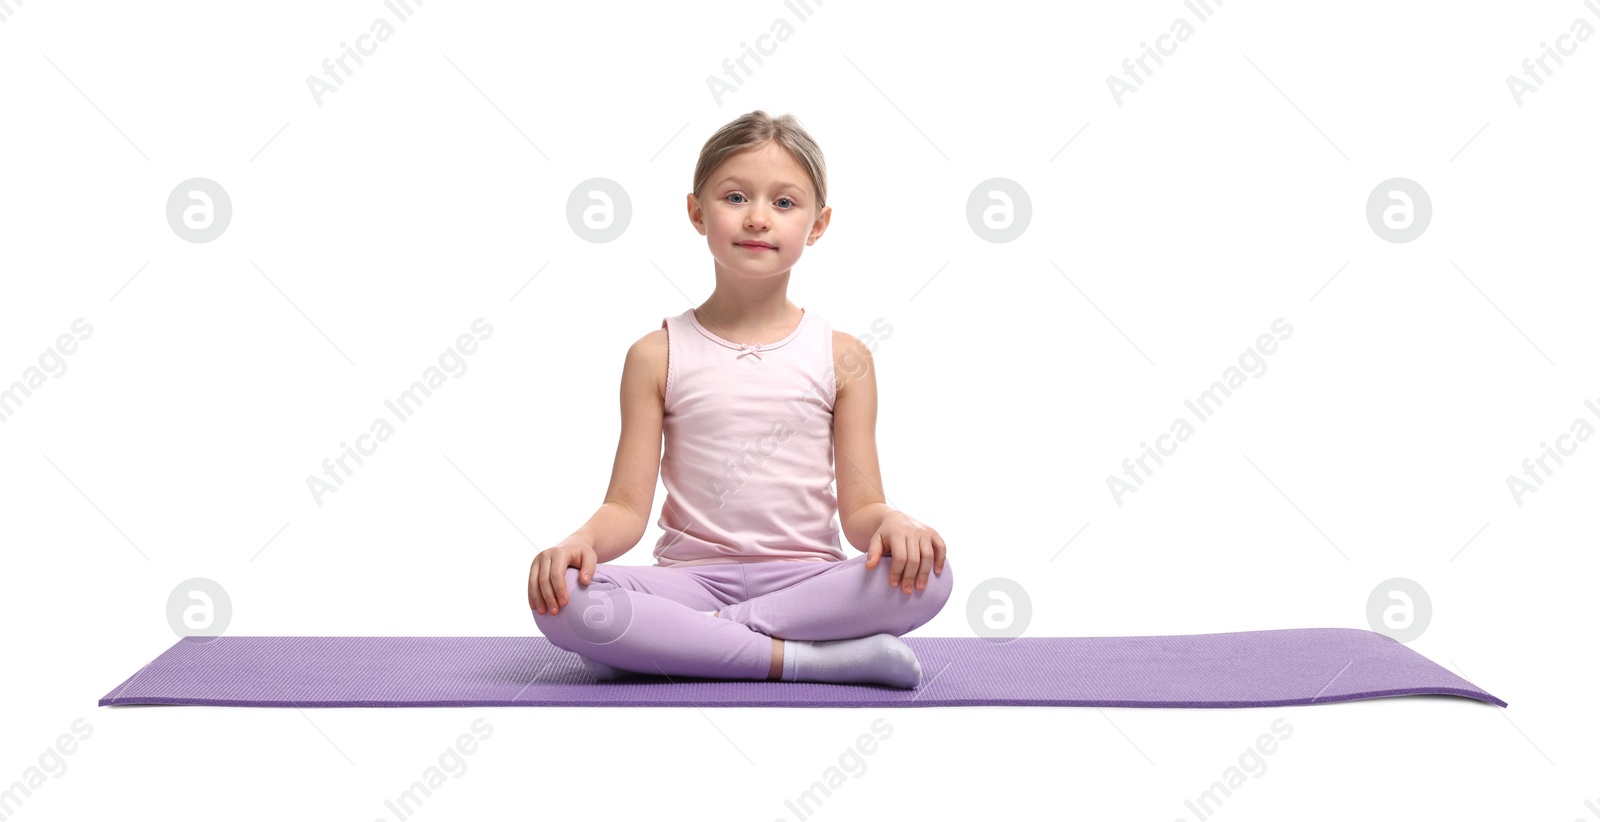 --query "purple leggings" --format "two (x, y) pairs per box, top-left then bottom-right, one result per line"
(533, 552), (954, 680)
